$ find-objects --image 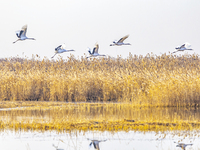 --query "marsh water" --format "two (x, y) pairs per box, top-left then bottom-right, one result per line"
(0, 130), (200, 150)
(1, 104), (200, 123)
(0, 105), (200, 150)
